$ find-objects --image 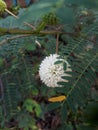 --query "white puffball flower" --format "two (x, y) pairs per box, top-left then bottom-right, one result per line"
(39, 54), (72, 88)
